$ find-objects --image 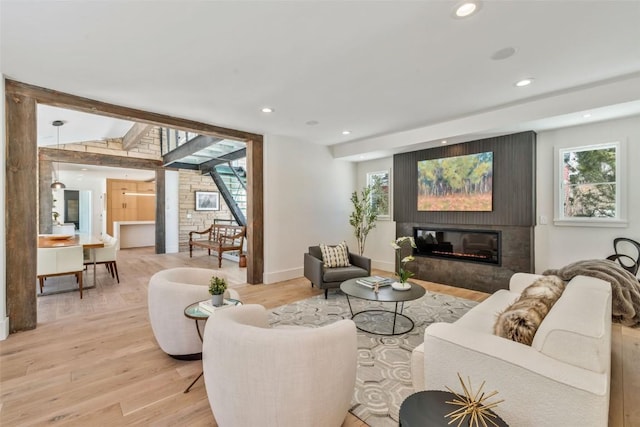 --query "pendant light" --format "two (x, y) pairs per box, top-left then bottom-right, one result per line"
(51, 120), (66, 190)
